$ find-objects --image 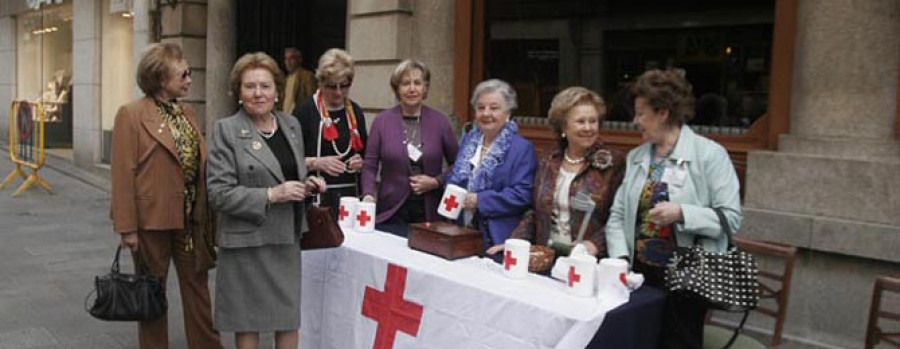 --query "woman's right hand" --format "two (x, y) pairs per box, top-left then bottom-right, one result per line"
(486, 244), (504, 255)
(268, 180), (310, 203)
(313, 156), (346, 176)
(120, 232), (138, 251)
